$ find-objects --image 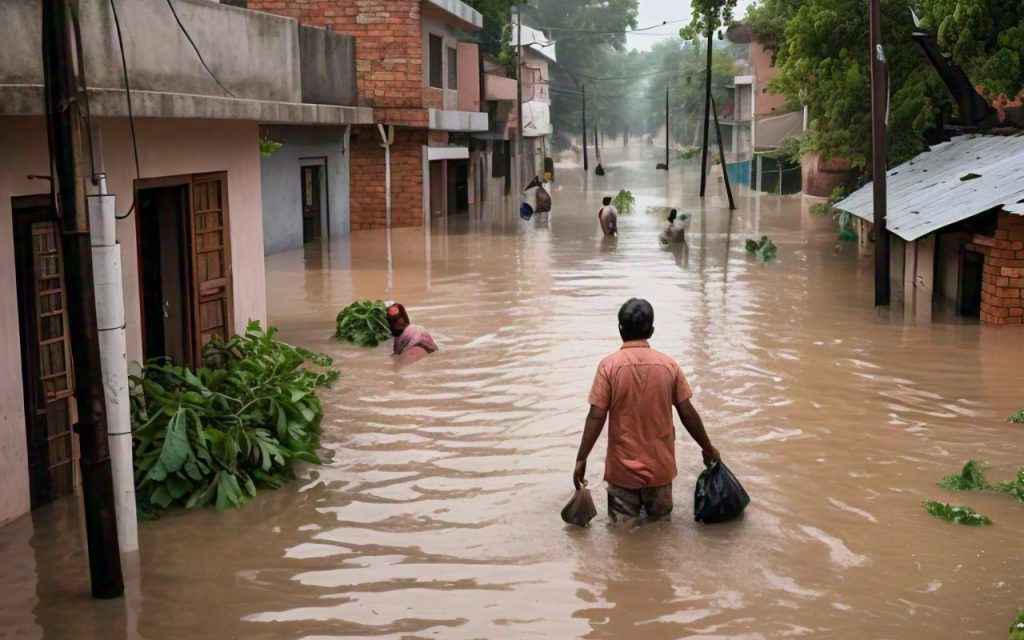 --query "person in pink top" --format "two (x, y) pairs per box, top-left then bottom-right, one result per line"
(573, 298), (720, 524)
(386, 303), (438, 363)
